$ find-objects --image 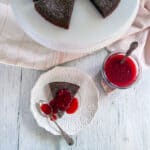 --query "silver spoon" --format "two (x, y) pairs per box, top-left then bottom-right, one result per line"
(36, 100), (74, 146)
(120, 41), (138, 64)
